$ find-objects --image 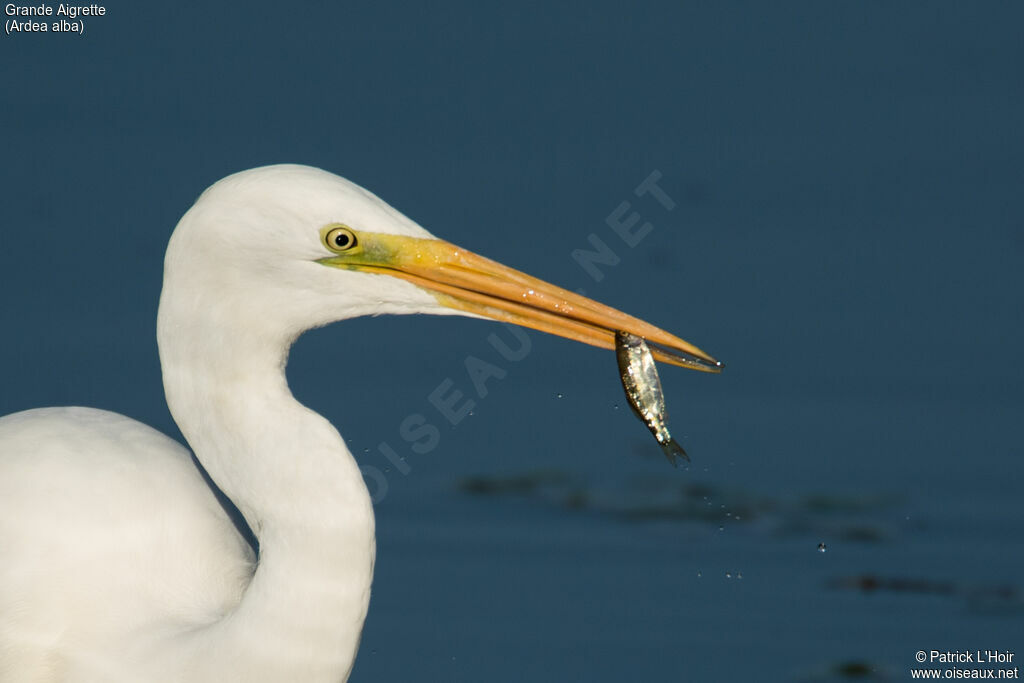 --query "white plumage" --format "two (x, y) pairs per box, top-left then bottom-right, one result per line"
(0, 165), (718, 682)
